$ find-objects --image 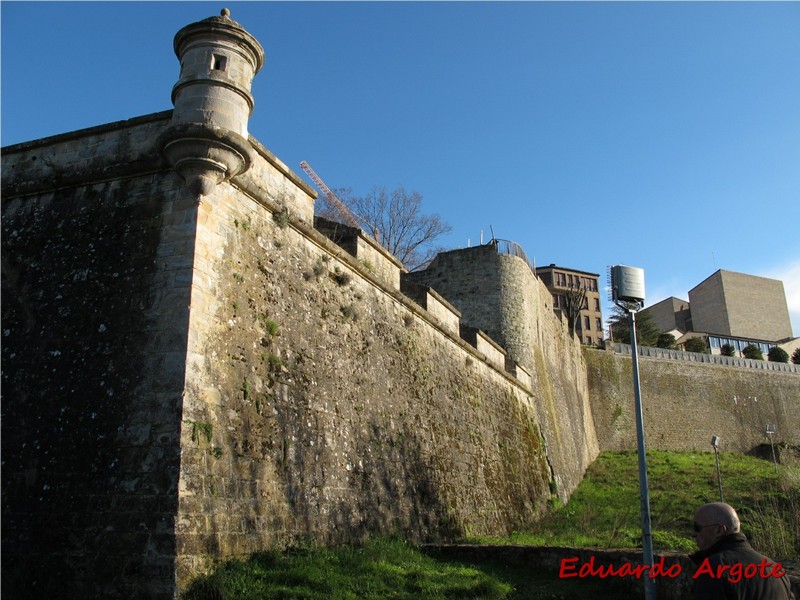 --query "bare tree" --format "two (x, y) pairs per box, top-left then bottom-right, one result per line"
(561, 284), (587, 337)
(317, 185), (451, 271)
